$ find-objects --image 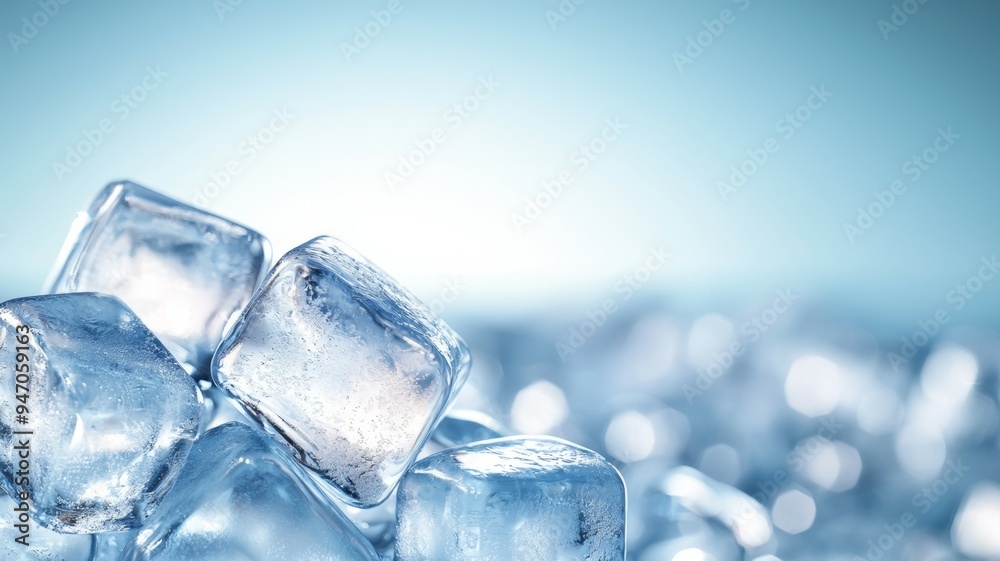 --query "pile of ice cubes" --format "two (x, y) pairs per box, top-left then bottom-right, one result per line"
(5, 181), (999, 561)
(0, 182), (627, 560)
